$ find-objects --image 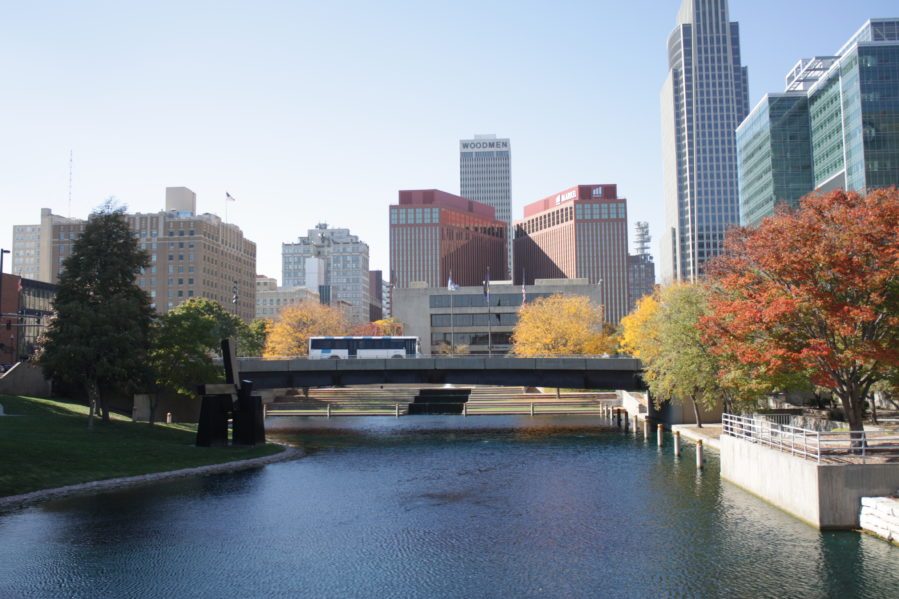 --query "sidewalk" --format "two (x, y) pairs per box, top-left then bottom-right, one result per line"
(671, 424), (722, 451)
